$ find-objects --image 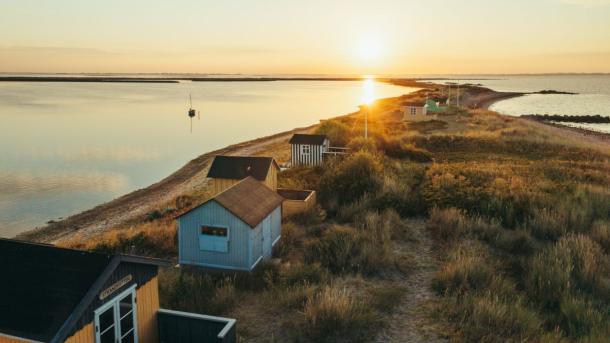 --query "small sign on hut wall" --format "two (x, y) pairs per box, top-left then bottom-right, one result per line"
(99, 274), (133, 300)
